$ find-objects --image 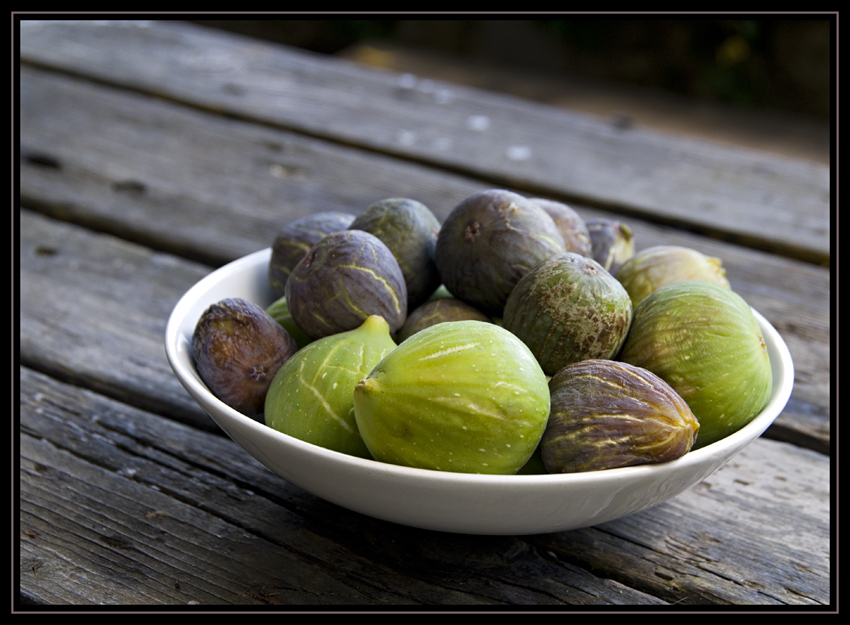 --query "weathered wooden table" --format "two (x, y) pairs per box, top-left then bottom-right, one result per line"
(17, 20), (833, 609)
